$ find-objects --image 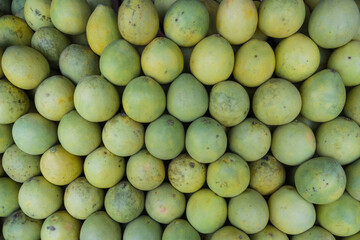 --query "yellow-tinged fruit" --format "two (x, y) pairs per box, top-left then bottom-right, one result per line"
(250, 225), (289, 240)
(0, 15), (33, 48)
(41, 211), (82, 240)
(216, 0), (257, 44)
(118, 0), (159, 46)
(211, 226), (250, 240)
(86, 4), (121, 55)
(24, 0), (53, 31)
